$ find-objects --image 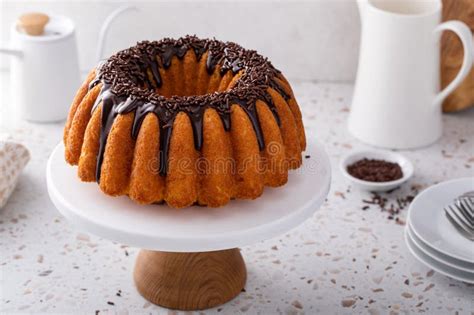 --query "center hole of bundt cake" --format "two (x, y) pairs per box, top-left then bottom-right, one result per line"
(147, 56), (236, 98)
